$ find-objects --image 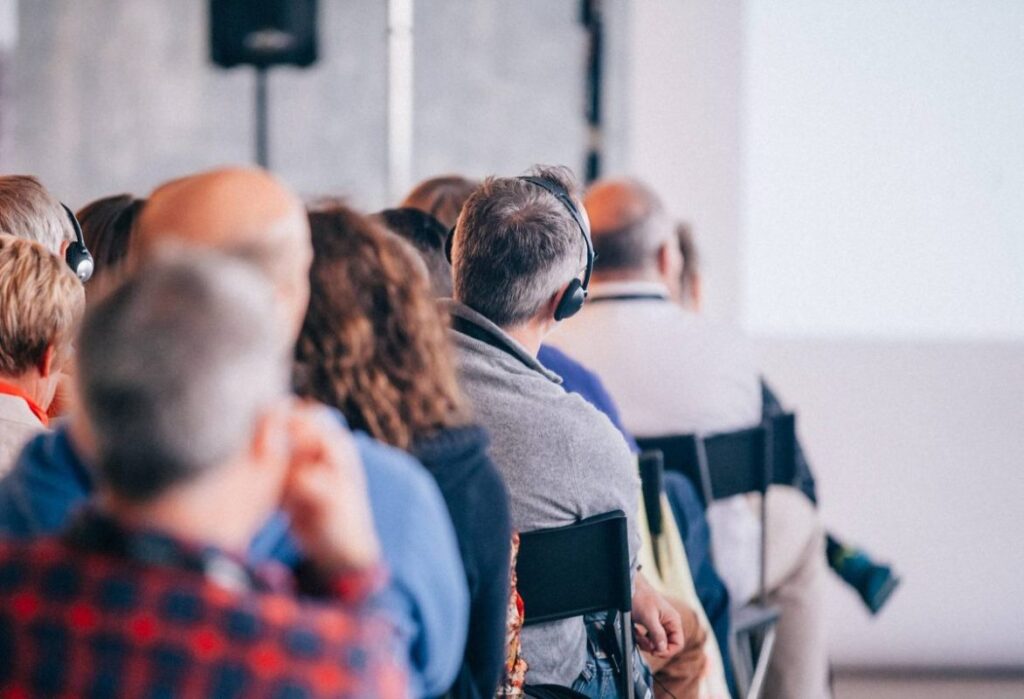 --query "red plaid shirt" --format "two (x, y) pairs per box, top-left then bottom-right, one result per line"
(0, 510), (407, 698)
